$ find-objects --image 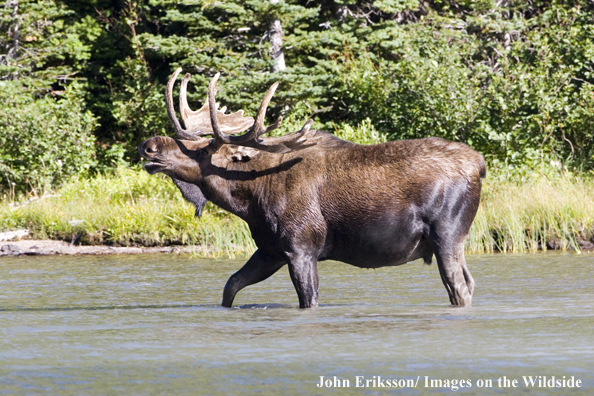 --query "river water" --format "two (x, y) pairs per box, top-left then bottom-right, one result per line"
(0, 253), (592, 395)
